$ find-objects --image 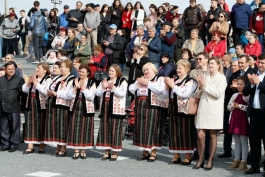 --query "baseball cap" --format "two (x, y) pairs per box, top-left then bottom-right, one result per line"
(109, 24), (117, 29)
(64, 5), (69, 9)
(95, 4), (100, 7)
(228, 48), (236, 55)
